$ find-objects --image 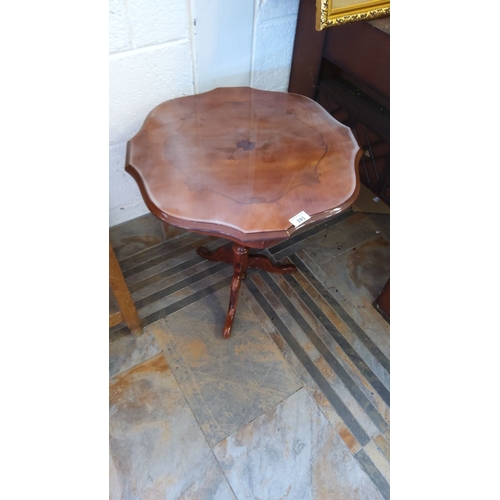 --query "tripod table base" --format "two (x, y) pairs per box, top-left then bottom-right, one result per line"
(196, 244), (296, 338)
